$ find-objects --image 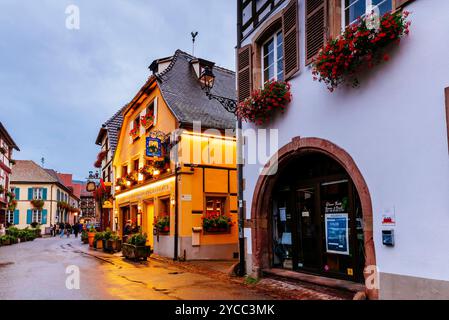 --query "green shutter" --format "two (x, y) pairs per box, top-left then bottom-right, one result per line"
(15, 188), (20, 200)
(43, 188), (48, 200)
(26, 209), (32, 224)
(13, 210), (19, 225)
(28, 188), (33, 200)
(42, 209), (48, 225)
